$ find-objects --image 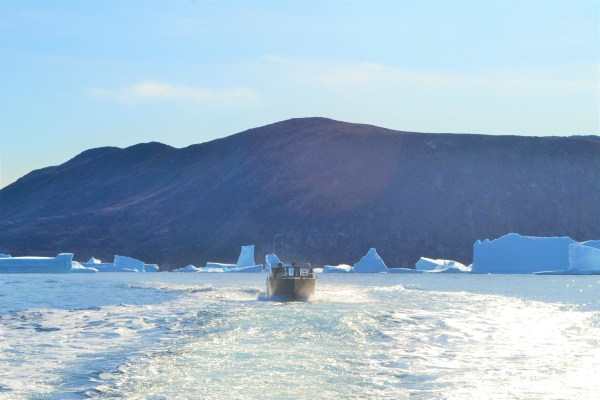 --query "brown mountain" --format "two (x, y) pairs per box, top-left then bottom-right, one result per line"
(1, 117), (599, 269)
